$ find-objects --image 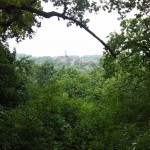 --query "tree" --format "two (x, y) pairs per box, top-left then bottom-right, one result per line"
(102, 0), (150, 79)
(102, 0), (150, 121)
(0, 42), (34, 107)
(103, 0), (150, 58)
(100, 1), (150, 149)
